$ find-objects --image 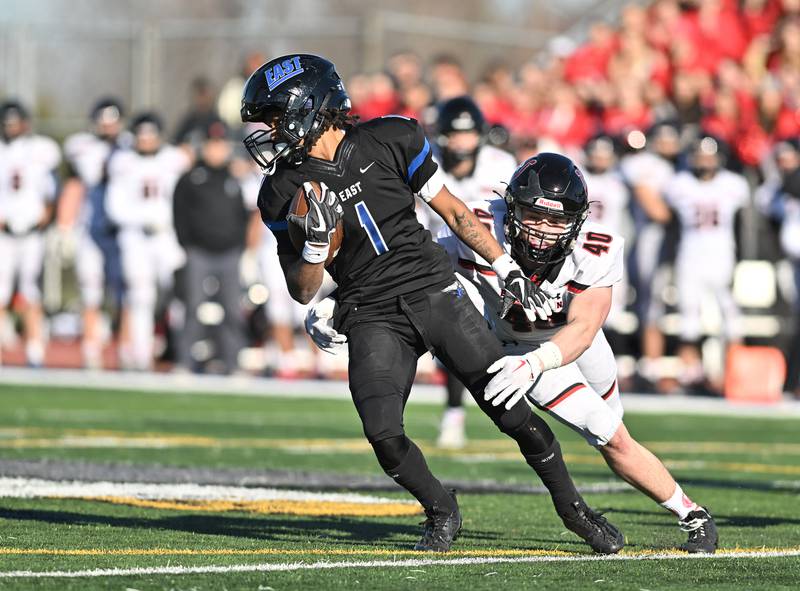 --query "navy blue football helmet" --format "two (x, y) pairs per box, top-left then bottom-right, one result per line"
(240, 54), (351, 175)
